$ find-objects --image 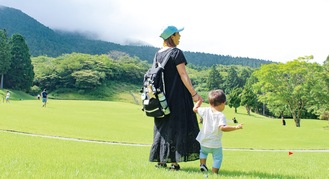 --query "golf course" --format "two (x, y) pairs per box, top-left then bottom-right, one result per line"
(1, 97), (328, 179)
